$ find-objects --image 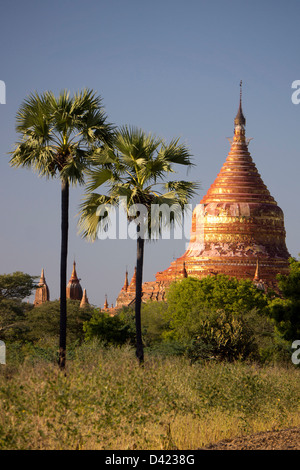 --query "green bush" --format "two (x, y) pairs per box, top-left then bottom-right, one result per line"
(83, 311), (135, 346)
(186, 309), (257, 362)
(165, 275), (269, 342)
